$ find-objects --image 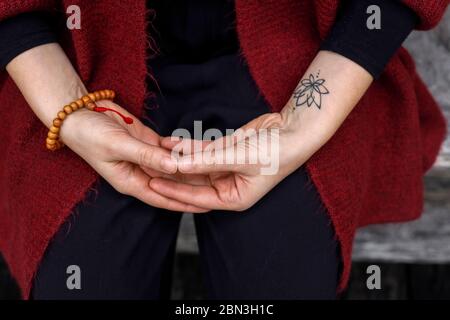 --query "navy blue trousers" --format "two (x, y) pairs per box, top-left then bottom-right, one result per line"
(32, 0), (340, 299)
